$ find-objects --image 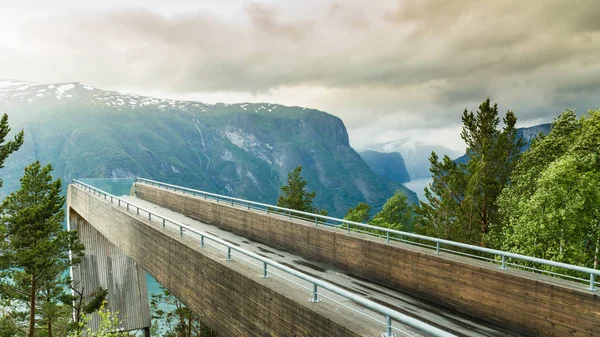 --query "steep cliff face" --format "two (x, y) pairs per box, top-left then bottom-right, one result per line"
(359, 150), (410, 183)
(0, 80), (416, 216)
(517, 123), (552, 151)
